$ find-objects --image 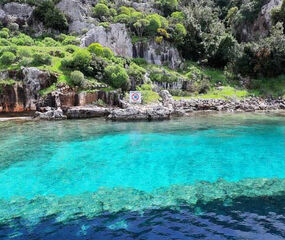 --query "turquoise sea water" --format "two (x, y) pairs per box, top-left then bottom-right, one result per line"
(0, 113), (285, 200)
